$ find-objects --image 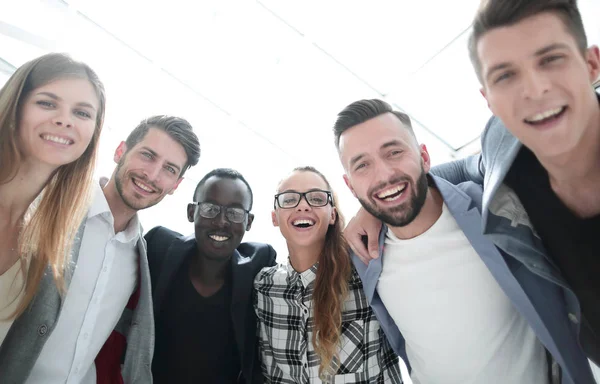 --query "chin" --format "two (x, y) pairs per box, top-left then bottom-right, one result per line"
(291, 237), (324, 249)
(529, 136), (576, 158)
(37, 156), (77, 168)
